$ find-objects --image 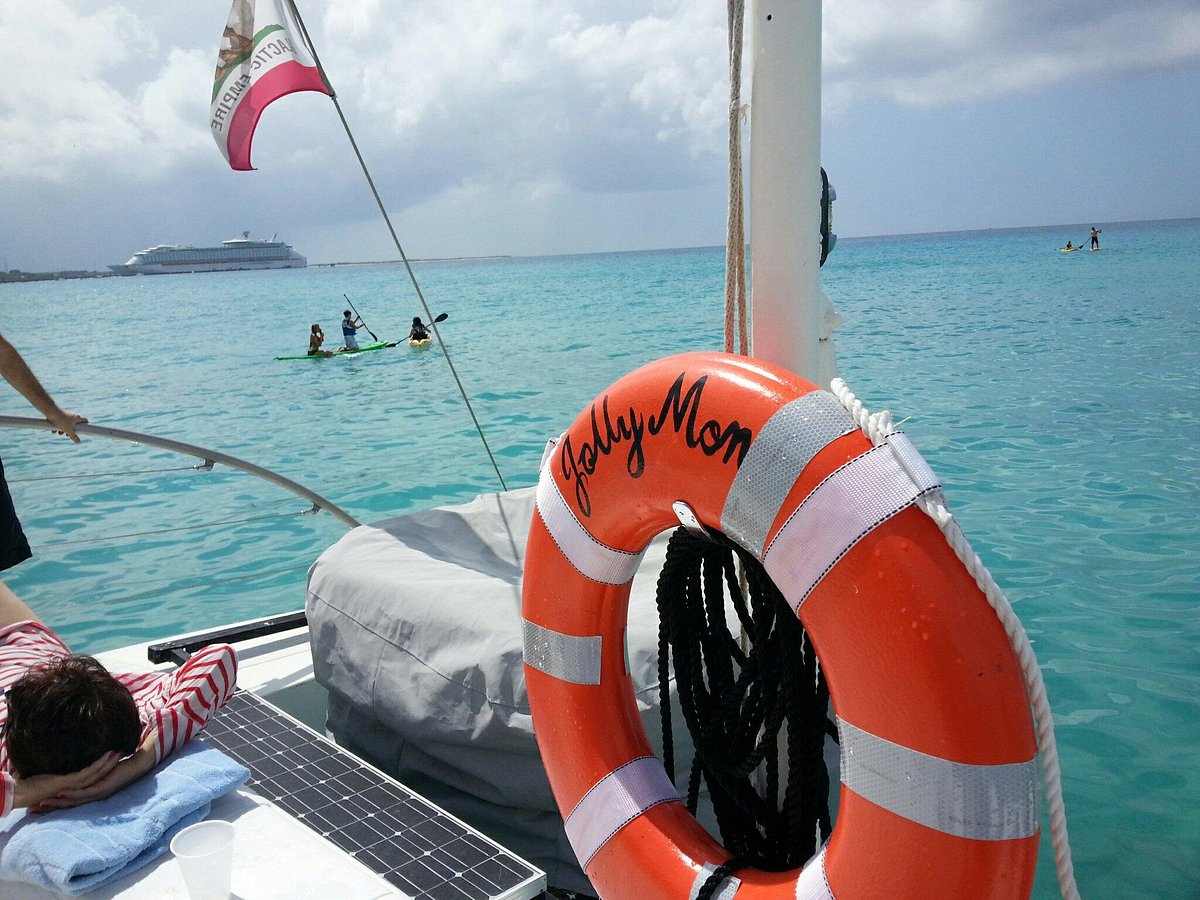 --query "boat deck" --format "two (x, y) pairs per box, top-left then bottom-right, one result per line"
(202, 690), (545, 900)
(0, 626), (547, 899)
